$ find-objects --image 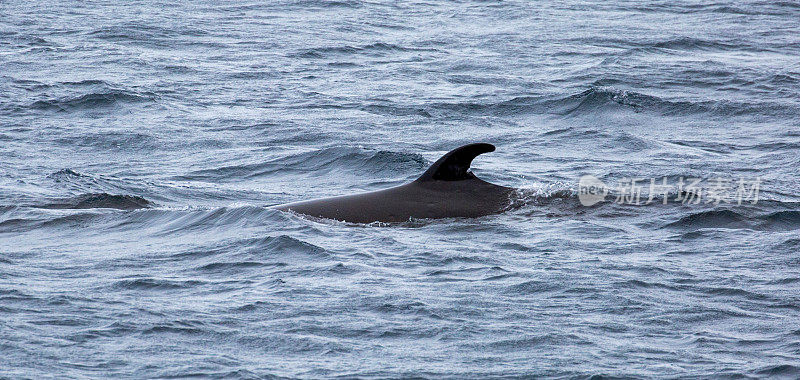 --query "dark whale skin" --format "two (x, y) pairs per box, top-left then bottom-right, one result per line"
(273, 143), (515, 223)
(275, 177), (514, 223)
